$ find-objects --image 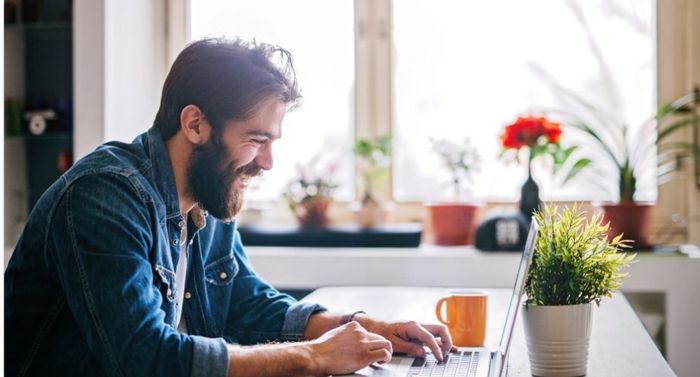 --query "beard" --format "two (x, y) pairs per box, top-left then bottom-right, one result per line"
(187, 134), (262, 222)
